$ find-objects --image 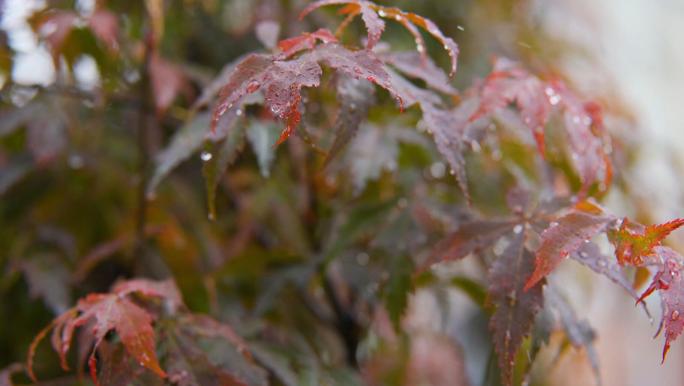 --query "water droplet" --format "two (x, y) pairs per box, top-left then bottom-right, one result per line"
(200, 151), (213, 162)
(457, 25), (465, 31)
(513, 224), (523, 234)
(579, 251), (588, 258)
(672, 311), (680, 321)
(235, 108), (243, 116)
(378, 9), (387, 17)
(549, 95), (561, 105)
(246, 80), (261, 93)
(430, 162), (446, 179)
(449, 169), (456, 176)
